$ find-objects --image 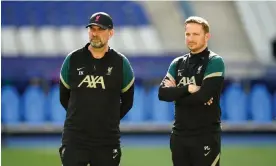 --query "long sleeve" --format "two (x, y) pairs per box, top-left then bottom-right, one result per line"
(158, 57), (190, 102)
(60, 82), (70, 110)
(120, 56), (135, 119)
(176, 56), (225, 106)
(158, 76), (190, 102)
(59, 54), (71, 110)
(120, 84), (134, 119)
